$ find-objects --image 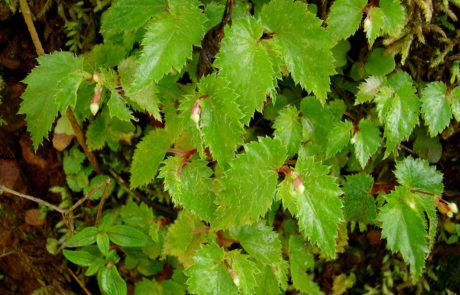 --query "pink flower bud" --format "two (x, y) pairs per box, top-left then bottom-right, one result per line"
(191, 99), (201, 124)
(293, 171), (305, 194)
(90, 84), (103, 116)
